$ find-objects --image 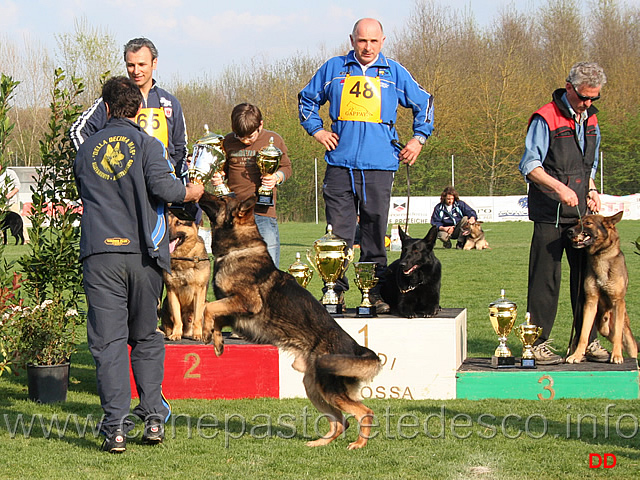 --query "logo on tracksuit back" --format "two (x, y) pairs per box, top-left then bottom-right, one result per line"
(91, 136), (135, 181)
